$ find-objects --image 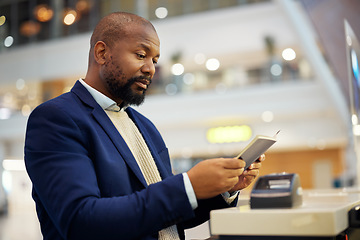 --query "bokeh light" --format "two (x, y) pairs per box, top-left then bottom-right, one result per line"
(282, 48), (296, 61)
(155, 7), (168, 19)
(261, 111), (274, 122)
(171, 63), (184, 75)
(270, 63), (282, 76)
(4, 36), (14, 47)
(64, 10), (77, 25)
(207, 125), (252, 143)
(0, 15), (6, 26)
(34, 4), (54, 22)
(206, 58), (220, 71)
